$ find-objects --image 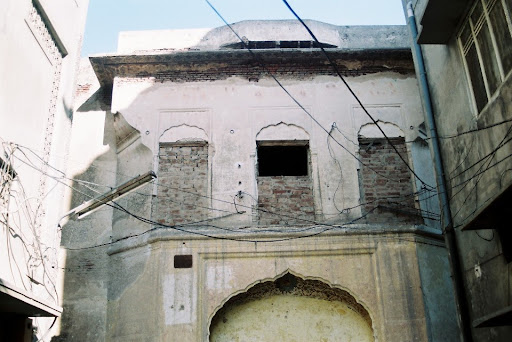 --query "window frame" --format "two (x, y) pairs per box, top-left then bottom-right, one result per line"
(458, 0), (512, 114)
(256, 140), (311, 177)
